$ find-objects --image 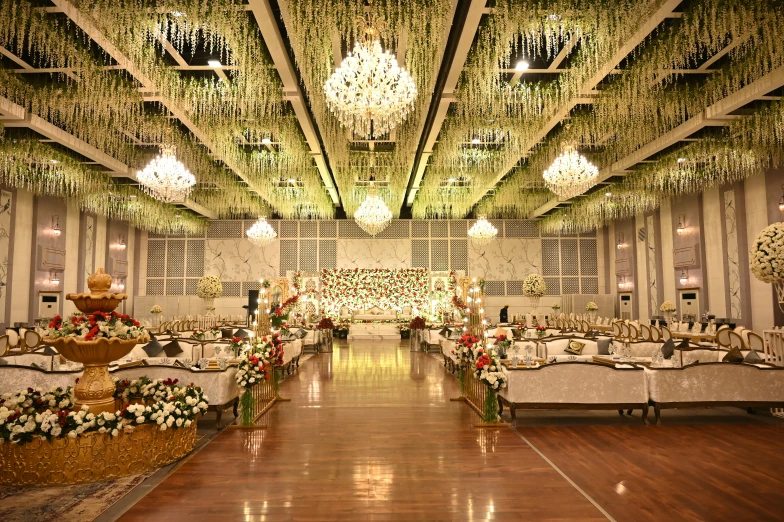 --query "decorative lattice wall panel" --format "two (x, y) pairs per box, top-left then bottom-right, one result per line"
(166, 240), (185, 278)
(375, 220), (410, 239)
(338, 220), (370, 238)
(221, 282), (241, 297)
(506, 281), (524, 295)
(449, 220), (467, 238)
(580, 230), (596, 237)
(185, 240), (204, 277)
(208, 221), (242, 238)
(319, 240), (337, 269)
(299, 221), (317, 238)
(579, 239), (598, 276)
(450, 239), (468, 271)
(280, 221), (298, 238)
(560, 239), (579, 276)
(279, 240), (298, 276)
(148, 232), (166, 239)
(485, 280), (505, 296)
(542, 239), (560, 276)
(242, 281), (260, 297)
(411, 240), (429, 268)
(562, 277), (580, 294)
(299, 239), (317, 271)
(165, 279), (184, 296)
(412, 221), (429, 238)
(581, 277), (599, 294)
(544, 277), (560, 296)
(146, 279), (164, 296)
(505, 220), (538, 238)
(147, 241), (166, 277)
(319, 221), (337, 238)
(185, 279), (198, 295)
(431, 239), (449, 271)
(430, 220), (448, 237)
